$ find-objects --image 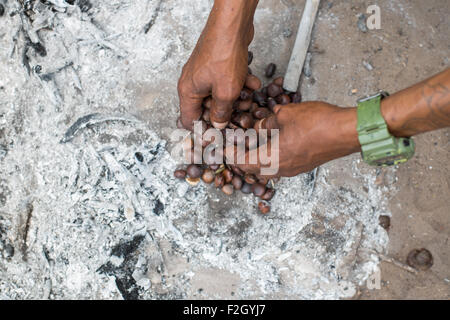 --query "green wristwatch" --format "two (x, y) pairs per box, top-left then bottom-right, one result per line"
(357, 91), (415, 166)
